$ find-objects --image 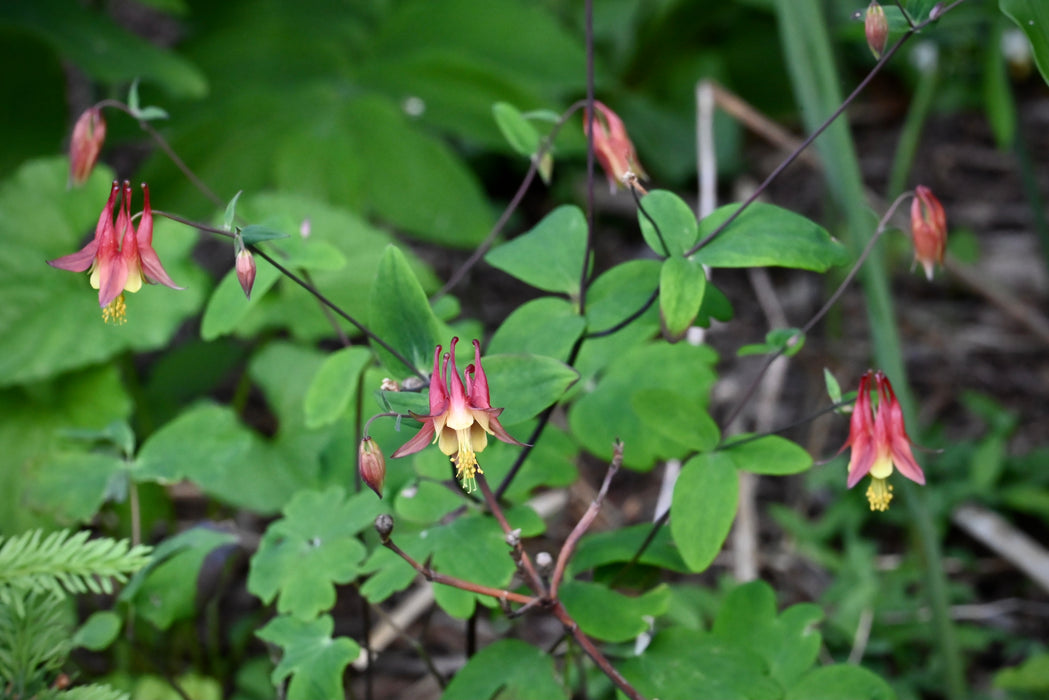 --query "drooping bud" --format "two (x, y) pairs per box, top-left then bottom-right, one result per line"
(584, 101), (647, 192)
(235, 248), (257, 299)
(69, 107), (106, 187)
(359, 437), (386, 499)
(910, 185), (947, 281)
(864, 2), (889, 59)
